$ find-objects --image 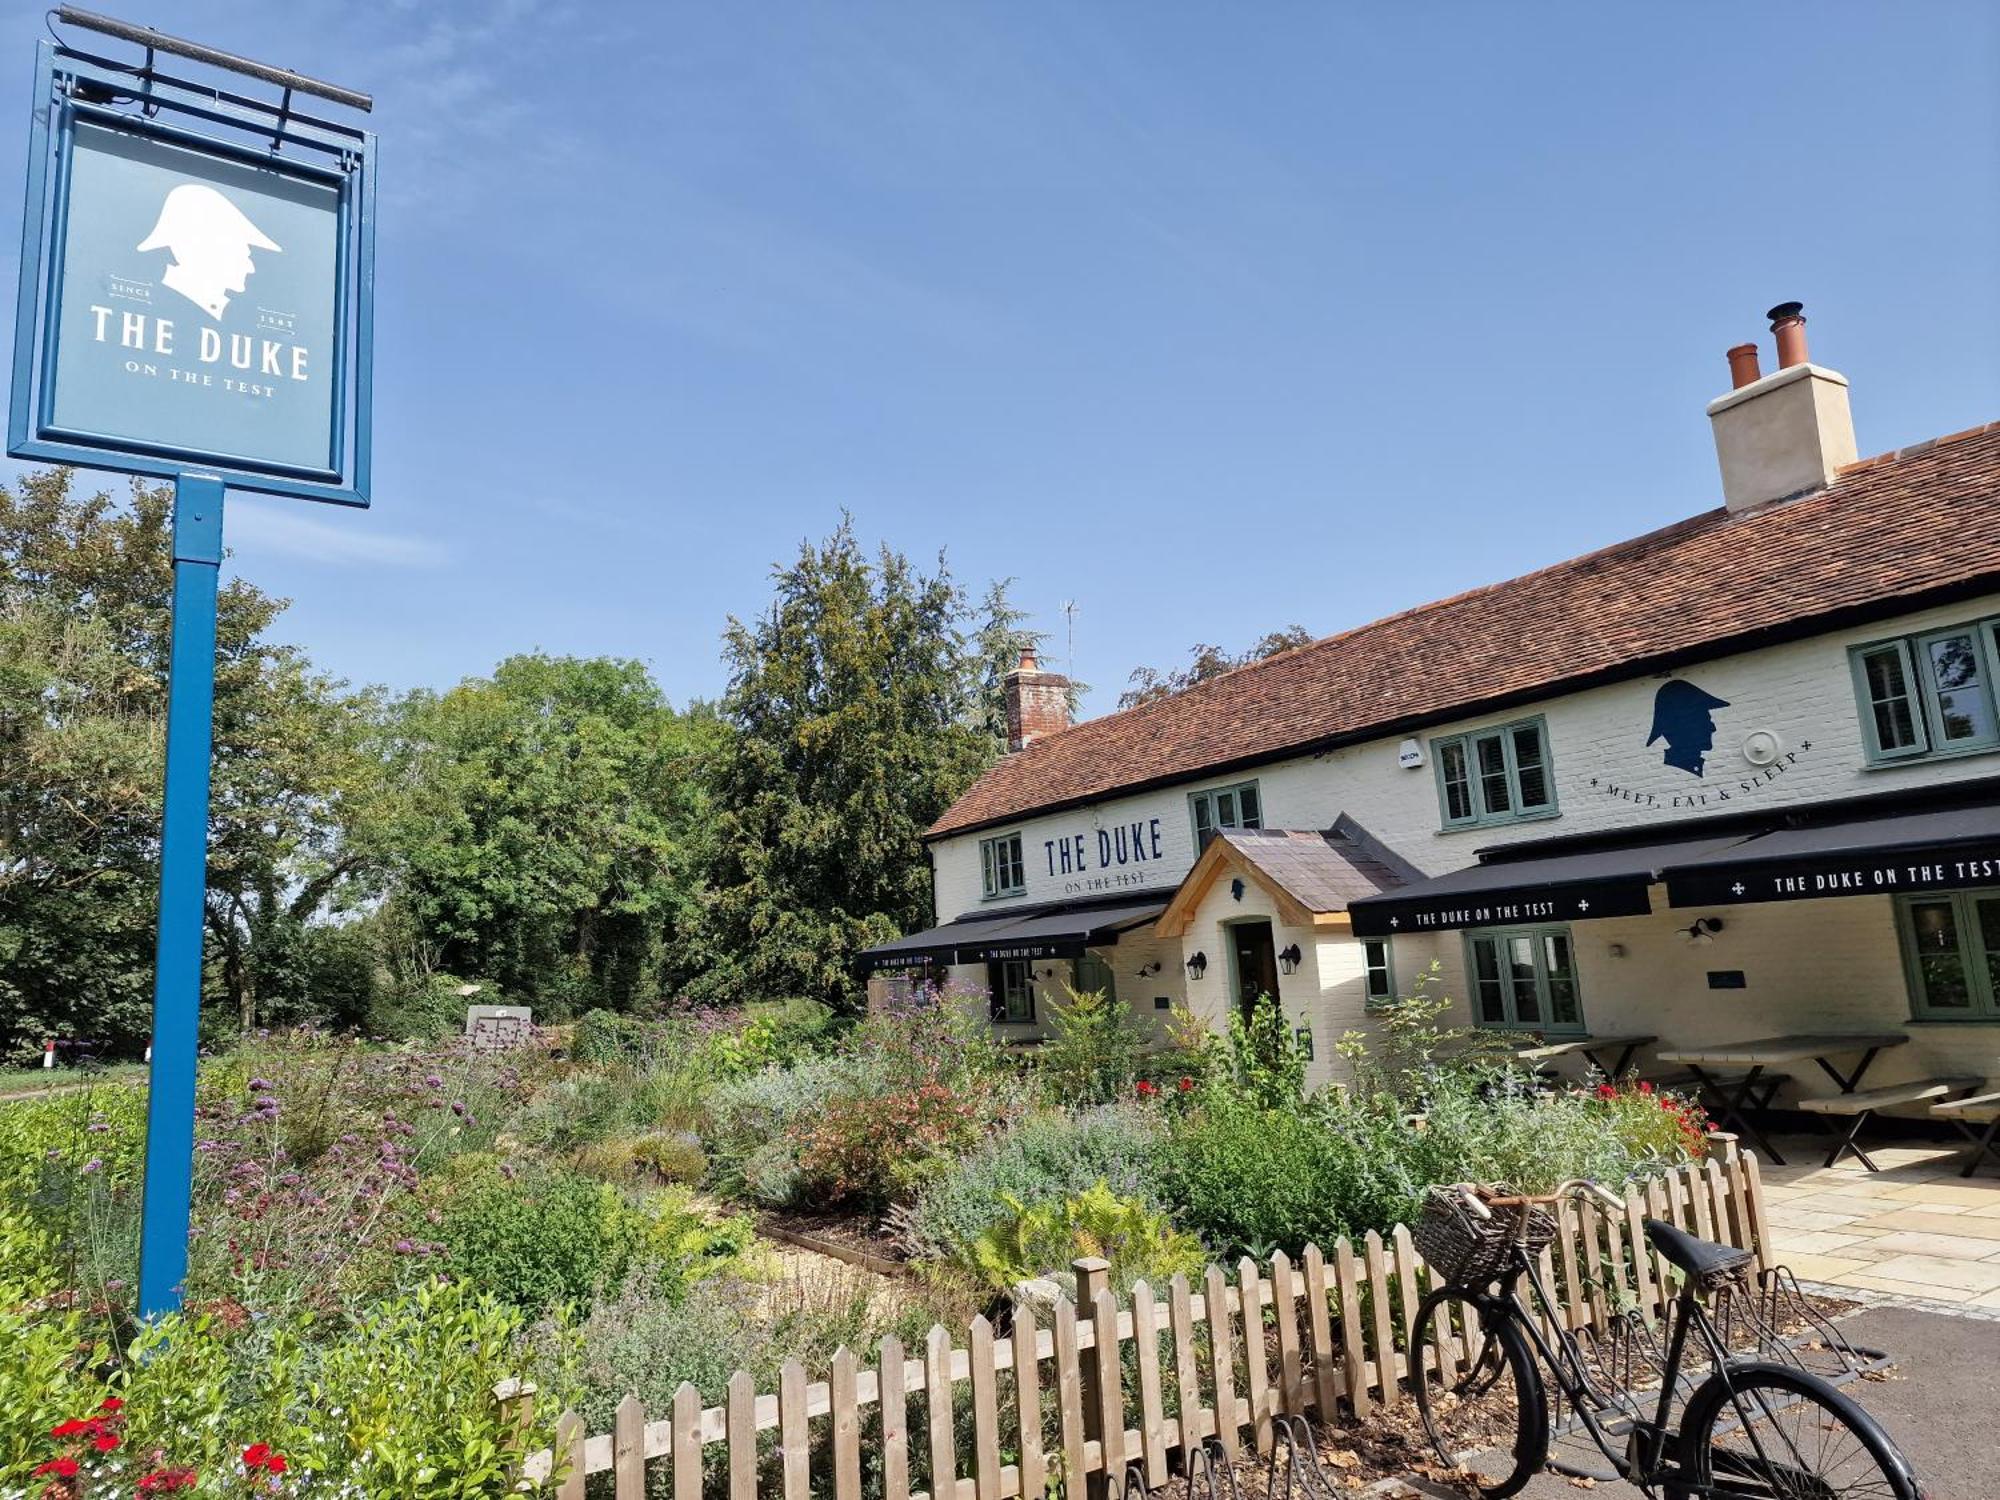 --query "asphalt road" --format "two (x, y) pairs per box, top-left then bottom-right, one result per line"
(1408, 1305), (1994, 1500)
